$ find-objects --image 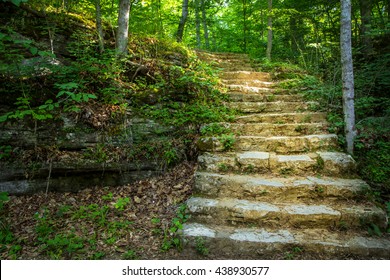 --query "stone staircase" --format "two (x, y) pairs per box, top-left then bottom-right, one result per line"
(183, 52), (390, 259)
